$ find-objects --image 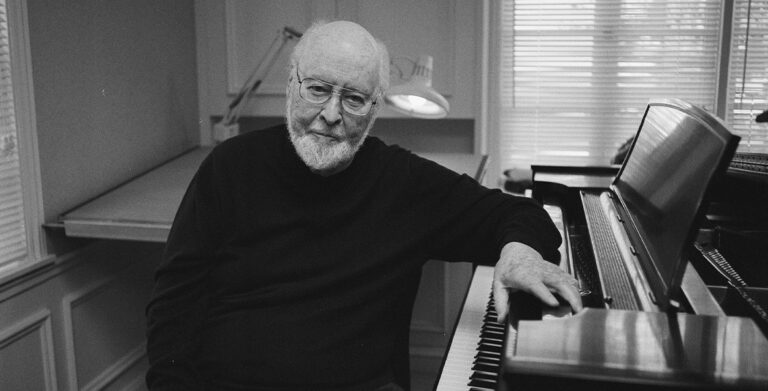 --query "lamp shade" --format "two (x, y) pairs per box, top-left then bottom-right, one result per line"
(384, 55), (450, 119)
